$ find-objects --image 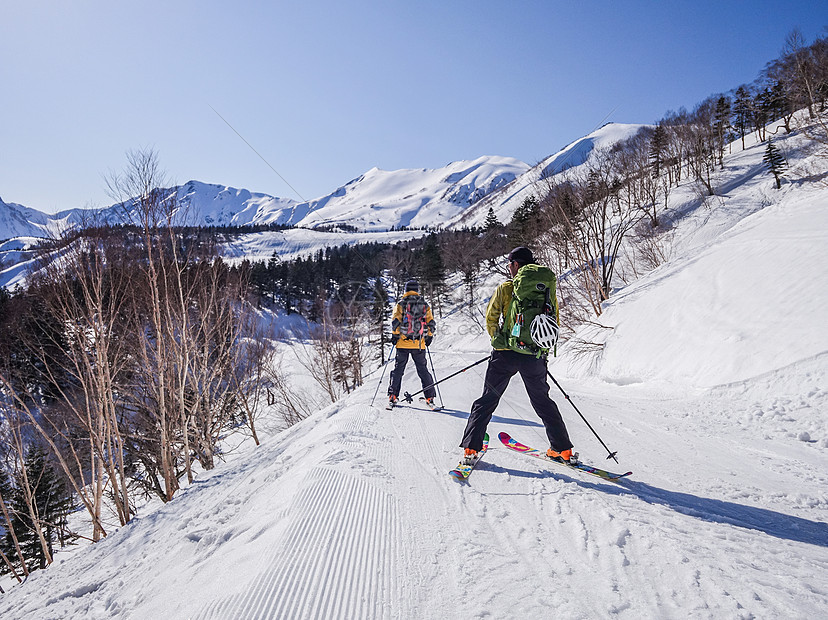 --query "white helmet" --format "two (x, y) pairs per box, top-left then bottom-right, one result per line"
(530, 313), (559, 349)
